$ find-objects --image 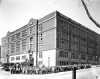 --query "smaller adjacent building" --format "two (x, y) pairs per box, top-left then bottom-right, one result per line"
(1, 36), (9, 63)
